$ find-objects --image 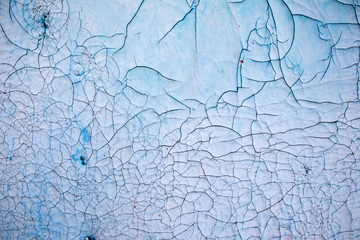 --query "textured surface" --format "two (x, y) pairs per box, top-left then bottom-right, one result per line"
(1, 0), (360, 239)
